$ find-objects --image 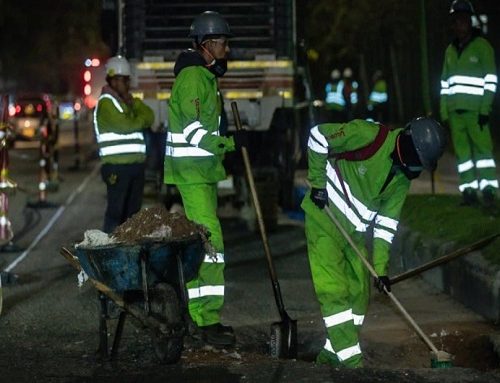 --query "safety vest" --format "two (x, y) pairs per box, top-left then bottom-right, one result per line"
(304, 119), (410, 275)
(325, 80), (345, 111)
(93, 93), (148, 165)
(440, 35), (497, 121)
